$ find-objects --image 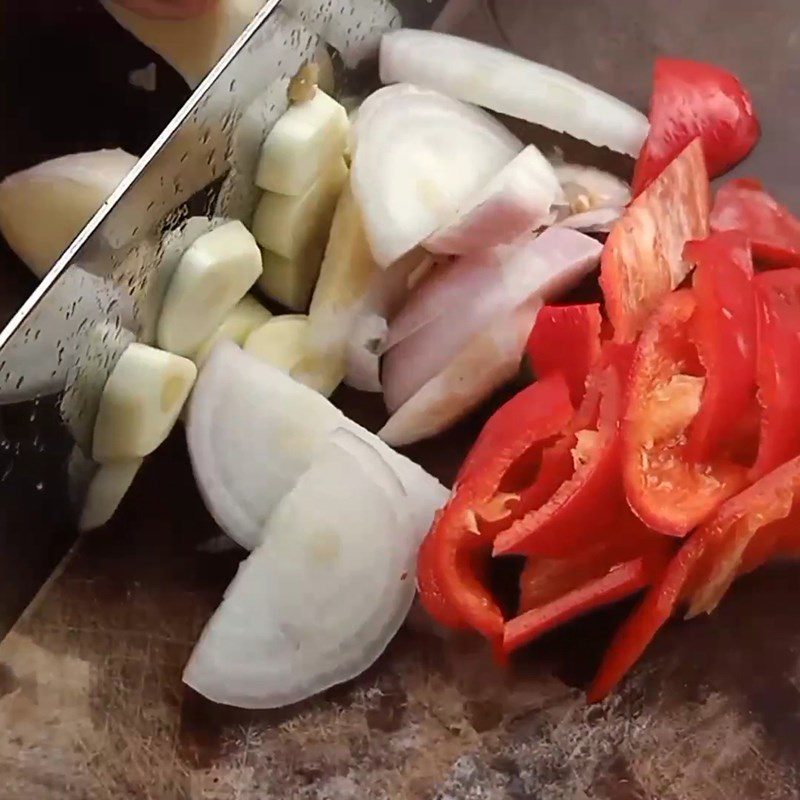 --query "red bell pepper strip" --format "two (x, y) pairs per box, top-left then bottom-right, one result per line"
(751, 270), (800, 478)
(492, 344), (634, 558)
(587, 535), (703, 702)
(504, 557), (655, 655)
(622, 290), (747, 536)
(711, 178), (800, 268)
(686, 456), (800, 617)
(526, 304), (603, 407)
(417, 373), (574, 639)
(600, 138), (710, 343)
(683, 232), (757, 462)
(517, 514), (675, 614)
(590, 454), (800, 701)
(632, 58), (760, 196)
